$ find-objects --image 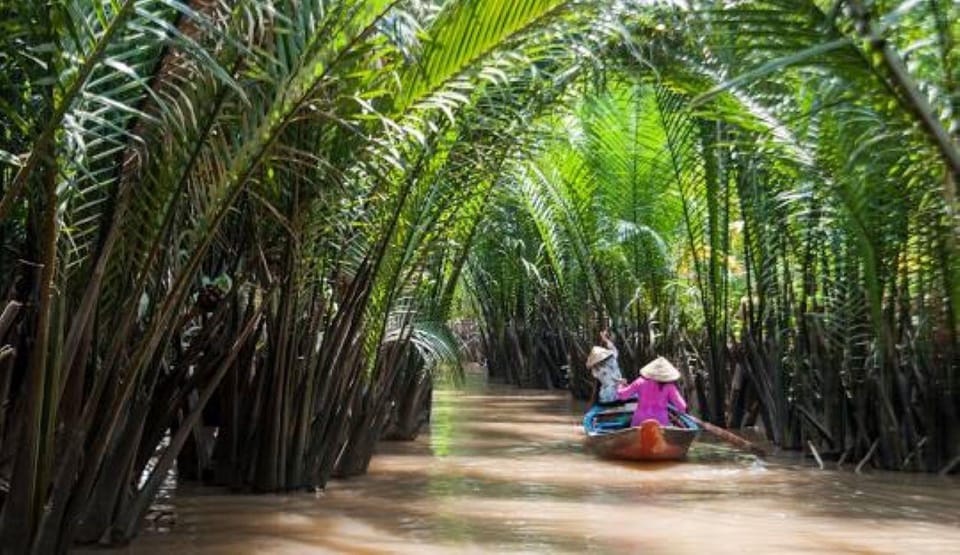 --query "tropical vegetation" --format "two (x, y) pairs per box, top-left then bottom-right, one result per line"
(0, 0), (956, 552)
